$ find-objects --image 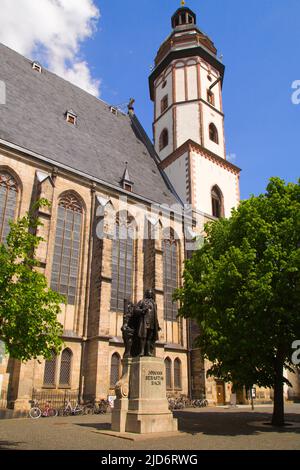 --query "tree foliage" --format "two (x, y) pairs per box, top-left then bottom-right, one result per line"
(0, 200), (64, 361)
(175, 178), (300, 424)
